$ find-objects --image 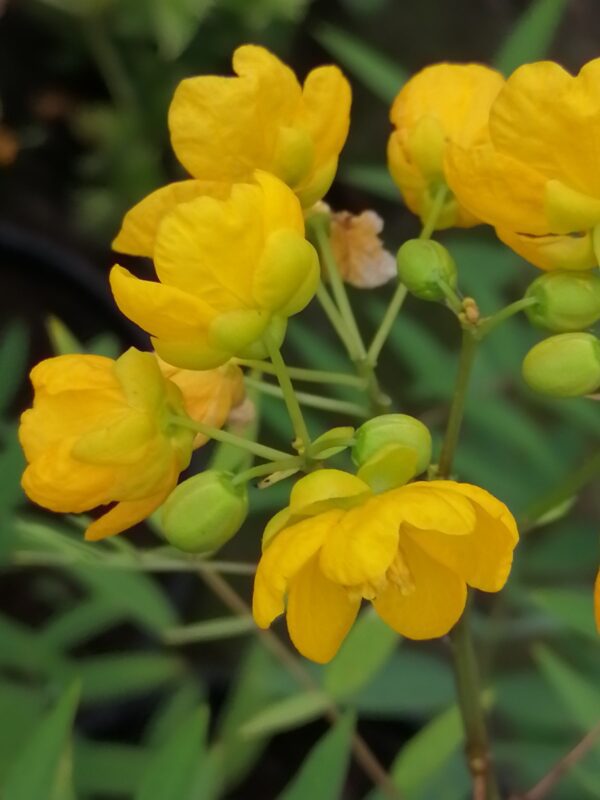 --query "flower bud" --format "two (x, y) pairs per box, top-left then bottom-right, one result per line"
(522, 333), (600, 397)
(525, 271), (600, 332)
(396, 239), (457, 301)
(352, 414), (432, 492)
(161, 471), (248, 553)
